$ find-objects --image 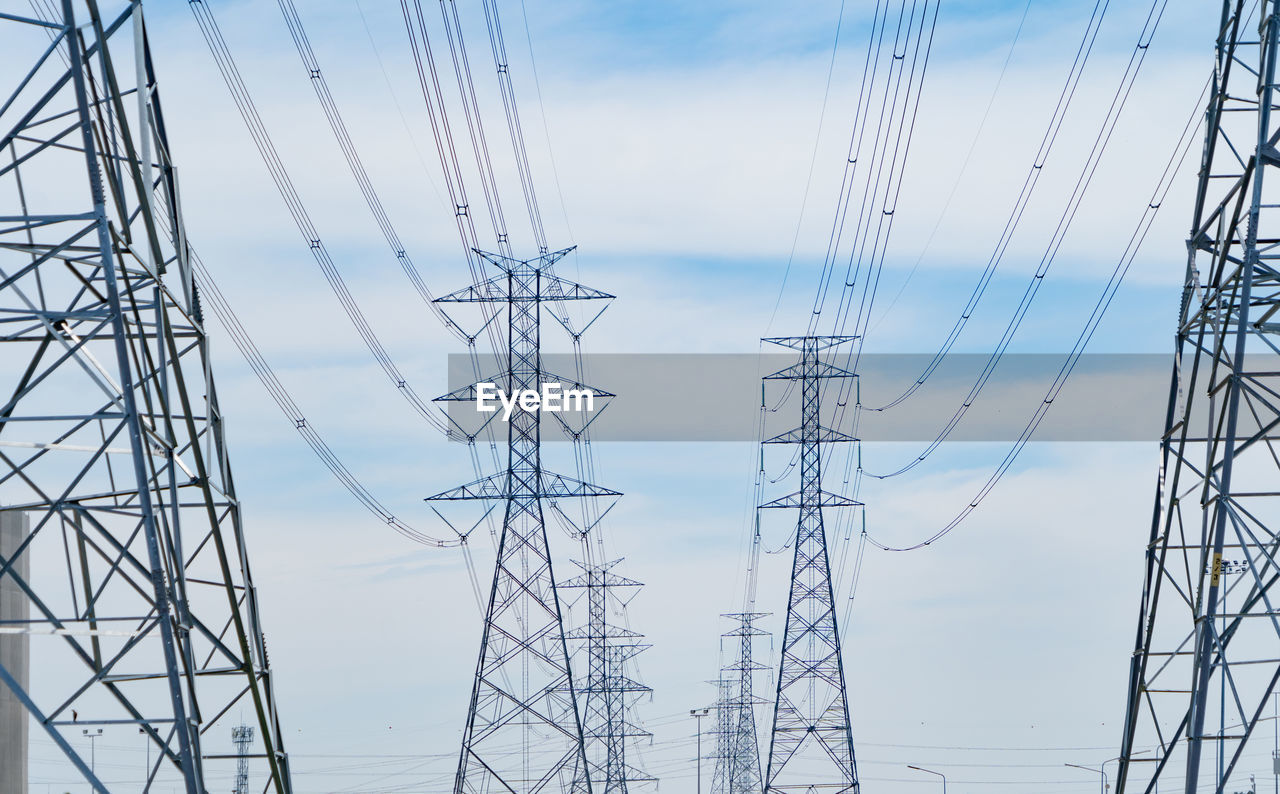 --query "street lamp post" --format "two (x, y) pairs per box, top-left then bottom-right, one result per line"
(1066, 762), (1107, 794)
(691, 708), (710, 794)
(1103, 753), (1142, 793)
(908, 764), (947, 793)
(1075, 750), (1150, 794)
(140, 726), (151, 789)
(82, 728), (103, 773)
